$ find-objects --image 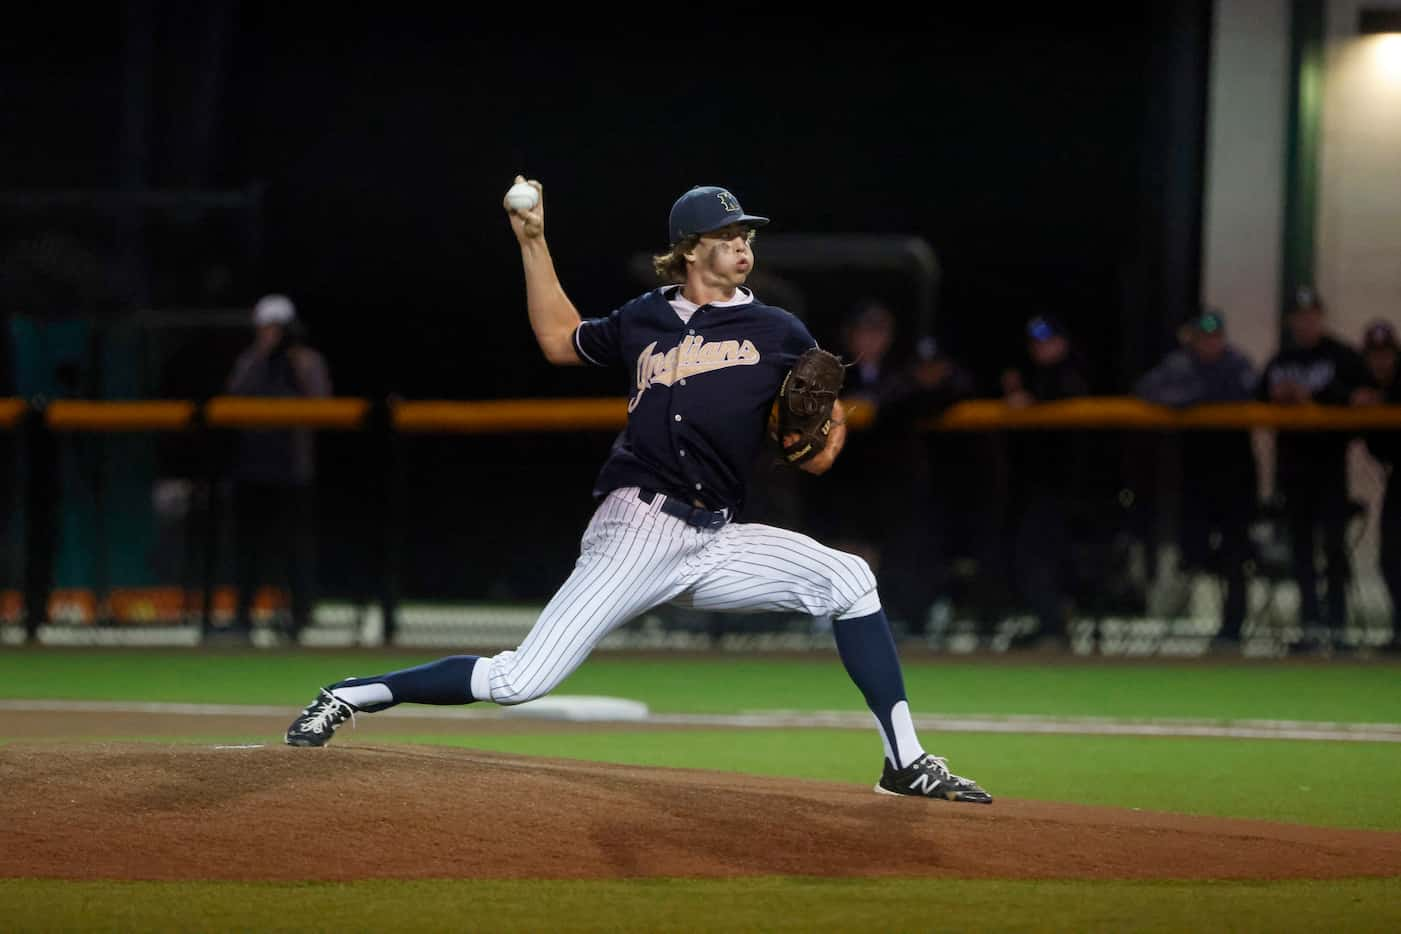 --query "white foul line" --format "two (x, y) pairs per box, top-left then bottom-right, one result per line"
(2, 699), (1401, 743)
